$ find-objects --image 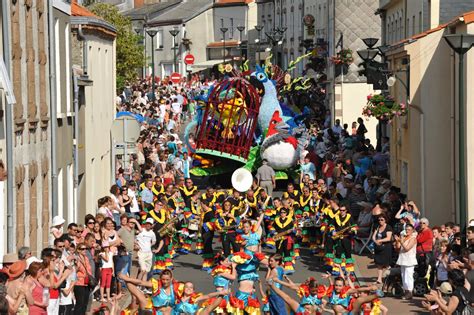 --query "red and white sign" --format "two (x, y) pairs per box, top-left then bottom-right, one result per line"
(184, 54), (195, 65)
(170, 72), (182, 84)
